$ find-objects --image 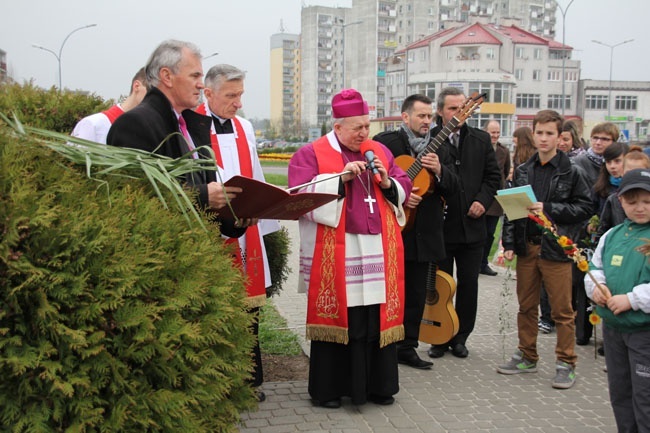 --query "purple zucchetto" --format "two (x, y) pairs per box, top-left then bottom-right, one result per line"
(331, 88), (369, 118)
